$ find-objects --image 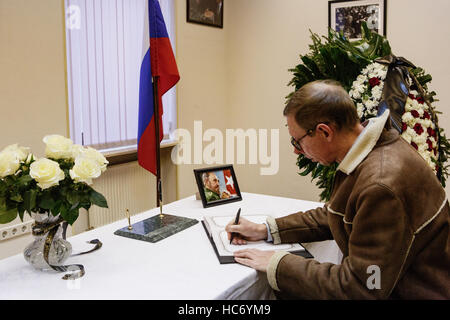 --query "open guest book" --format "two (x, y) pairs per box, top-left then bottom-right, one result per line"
(202, 214), (313, 264)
